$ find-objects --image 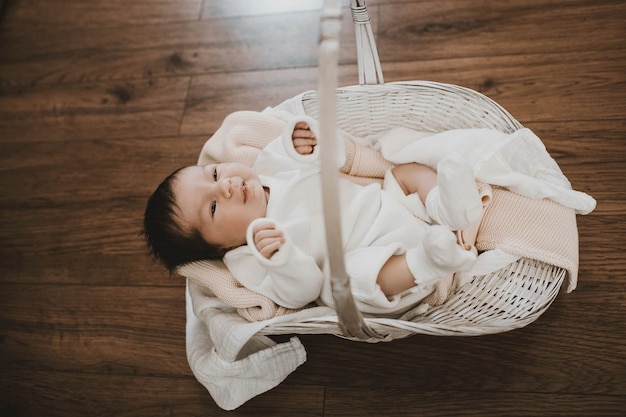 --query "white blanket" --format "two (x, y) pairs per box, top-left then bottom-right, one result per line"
(377, 127), (596, 215)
